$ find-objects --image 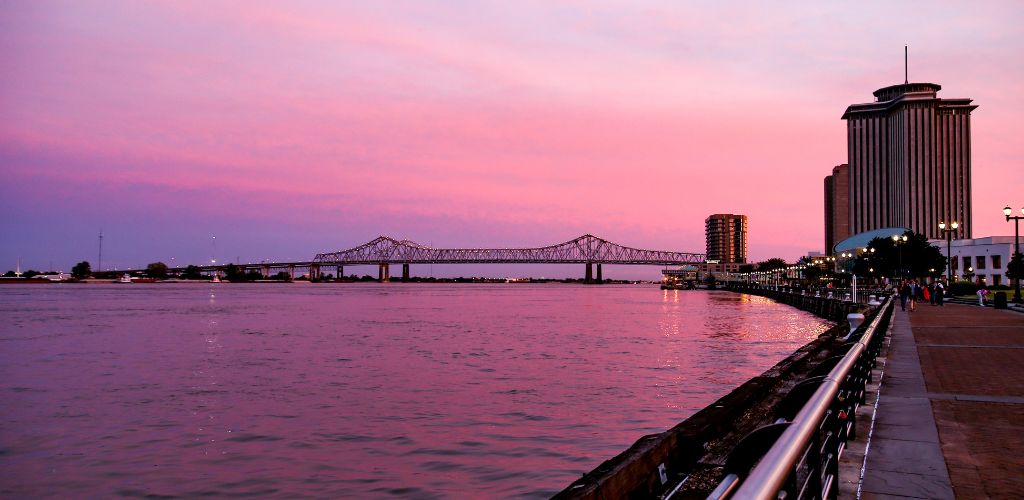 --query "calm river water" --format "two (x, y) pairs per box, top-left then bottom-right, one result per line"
(0, 283), (830, 498)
